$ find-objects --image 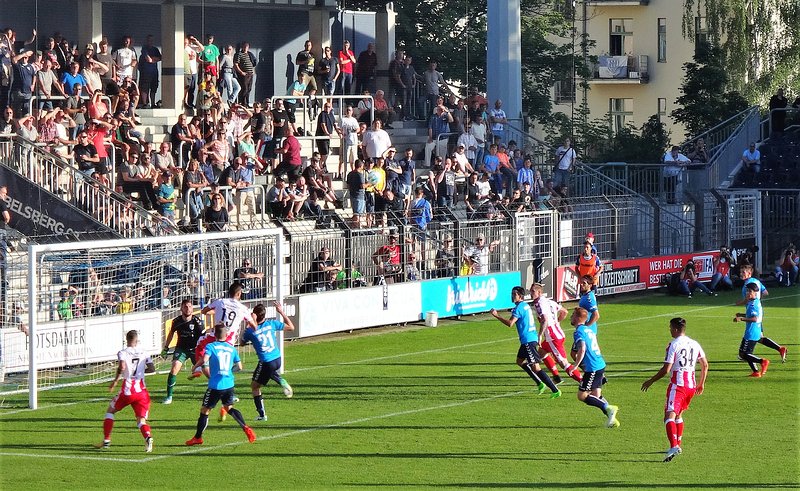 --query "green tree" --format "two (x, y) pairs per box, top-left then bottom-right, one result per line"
(681, 0), (800, 104)
(671, 41), (749, 138)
